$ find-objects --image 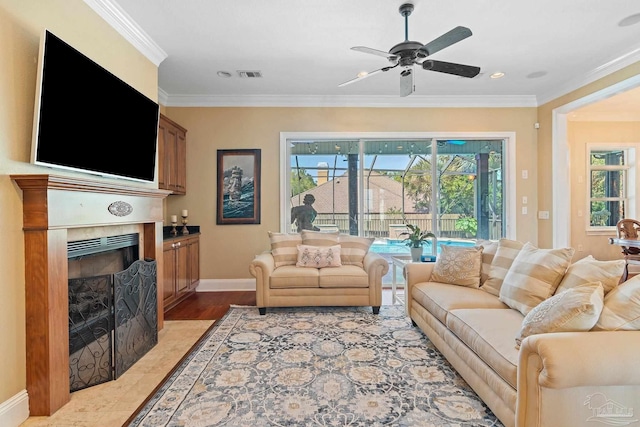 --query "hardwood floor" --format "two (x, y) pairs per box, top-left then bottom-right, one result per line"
(164, 291), (257, 320)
